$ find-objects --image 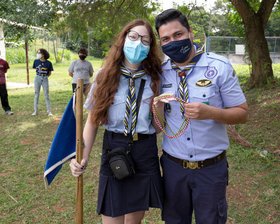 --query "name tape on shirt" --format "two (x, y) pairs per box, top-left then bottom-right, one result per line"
(162, 83), (172, 88)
